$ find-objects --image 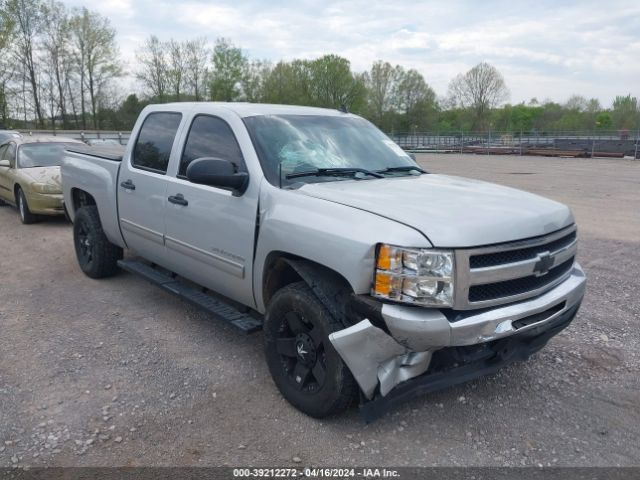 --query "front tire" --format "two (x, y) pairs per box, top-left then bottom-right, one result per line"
(73, 206), (122, 278)
(17, 188), (38, 224)
(264, 282), (358, 418)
